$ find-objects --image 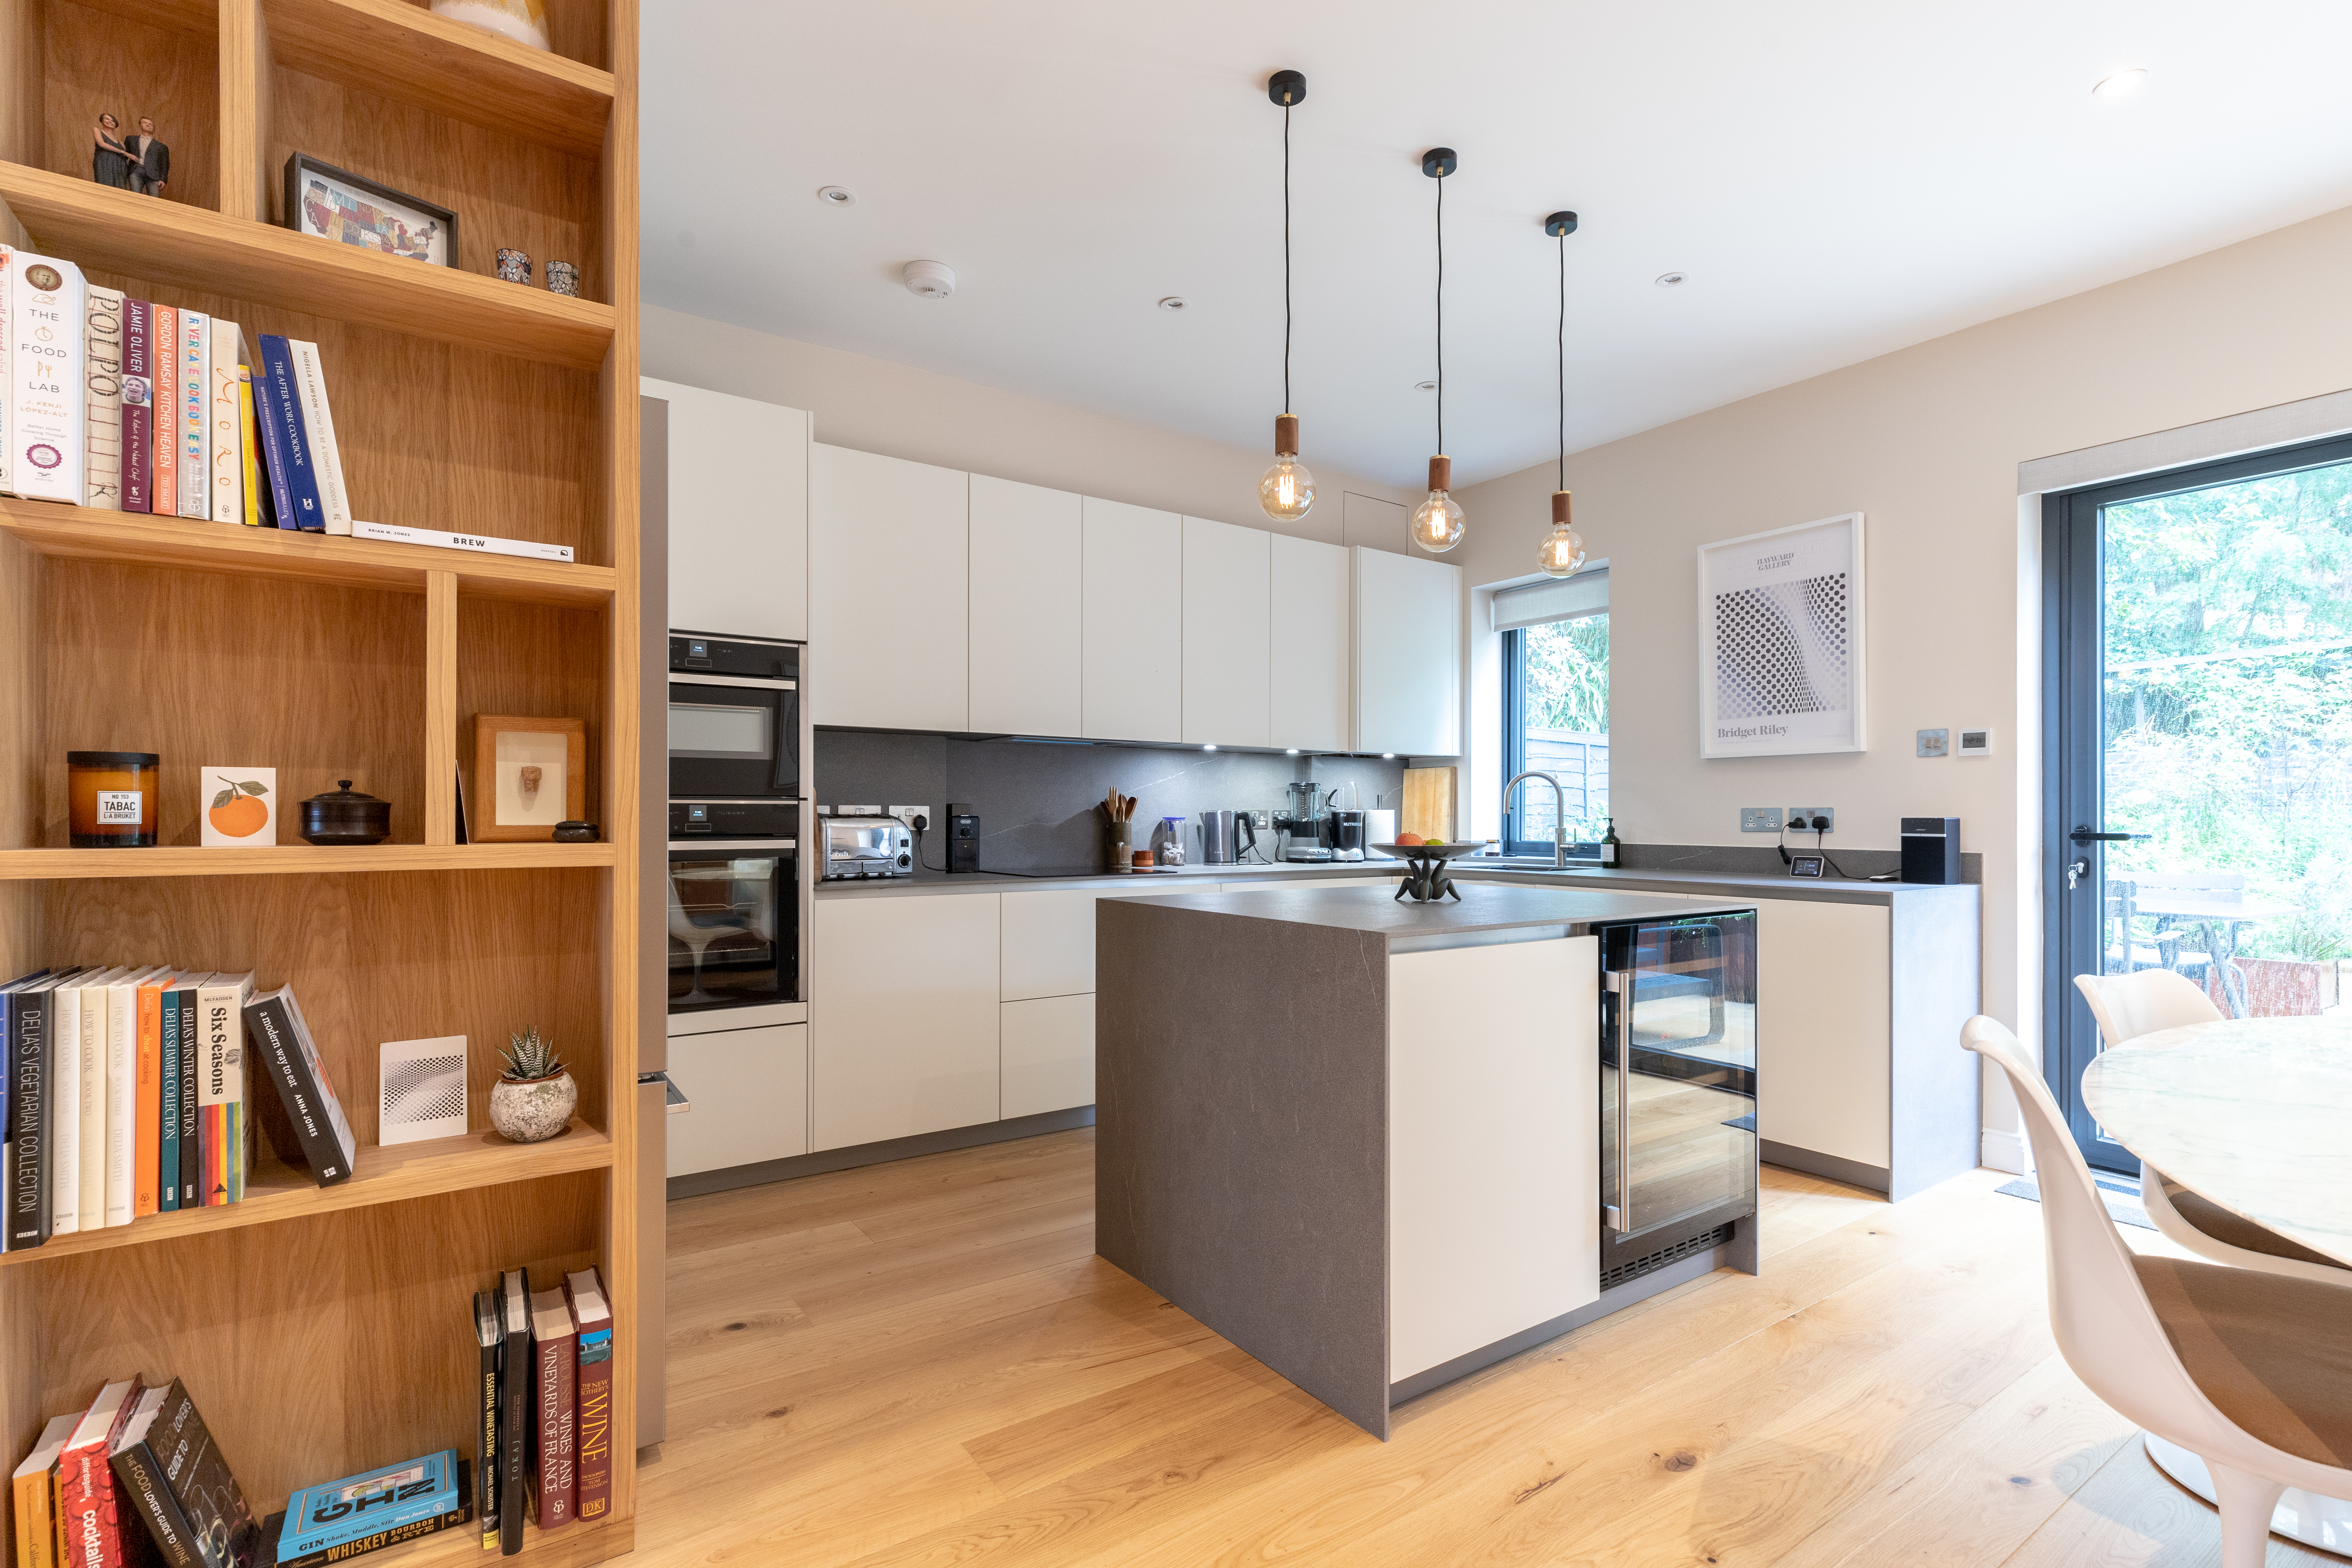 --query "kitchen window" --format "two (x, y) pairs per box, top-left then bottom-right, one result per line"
(1496, 569), (1609, 853)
